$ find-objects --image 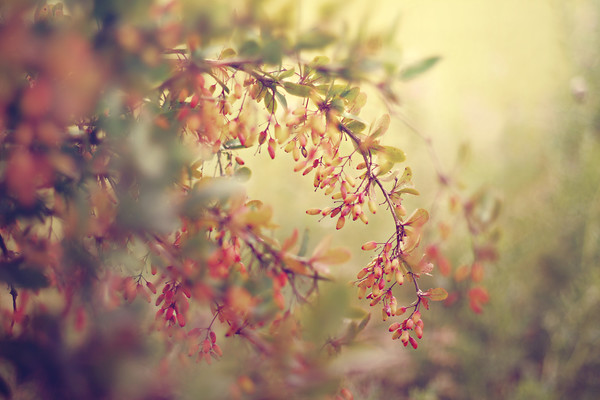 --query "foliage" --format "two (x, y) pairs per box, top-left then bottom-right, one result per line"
(0, 0), (481, 399)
